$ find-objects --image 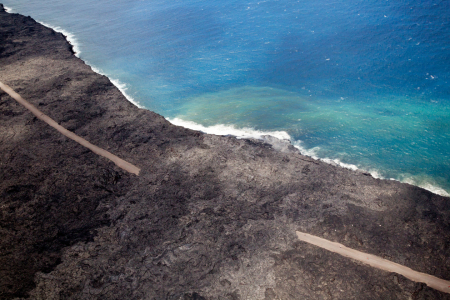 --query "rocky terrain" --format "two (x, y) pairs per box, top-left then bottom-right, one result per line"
(1, 5), (450, 299)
